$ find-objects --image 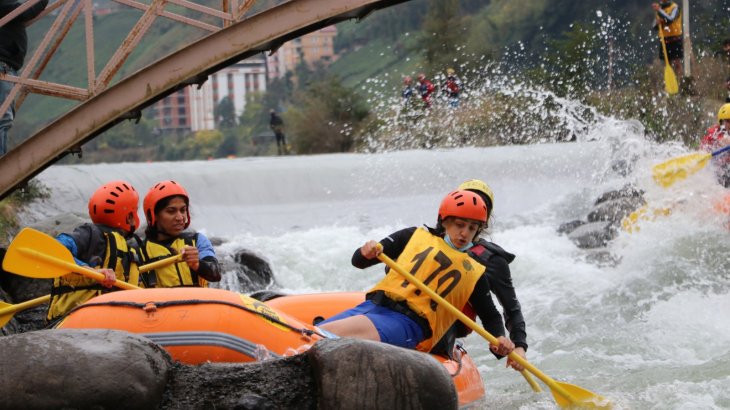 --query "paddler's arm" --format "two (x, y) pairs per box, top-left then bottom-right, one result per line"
(56, 234), (88, 267)
(351, 227), (415, 269)
(470, 275), (514, 358)
(192, 233), (221, 282)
